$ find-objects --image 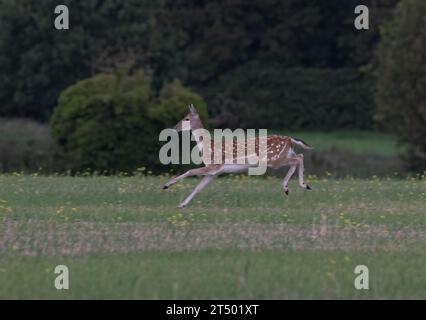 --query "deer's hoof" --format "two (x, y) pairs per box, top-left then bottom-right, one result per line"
(162, 185), (169, 190)
(178, 204), (187, 209)
(306, 185), (312, 190)
(284, 190), (289, 195)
